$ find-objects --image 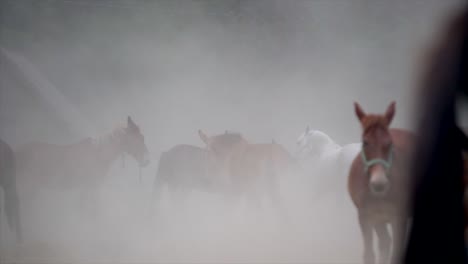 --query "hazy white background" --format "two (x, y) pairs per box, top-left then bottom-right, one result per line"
(0, 0), (465, 263)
